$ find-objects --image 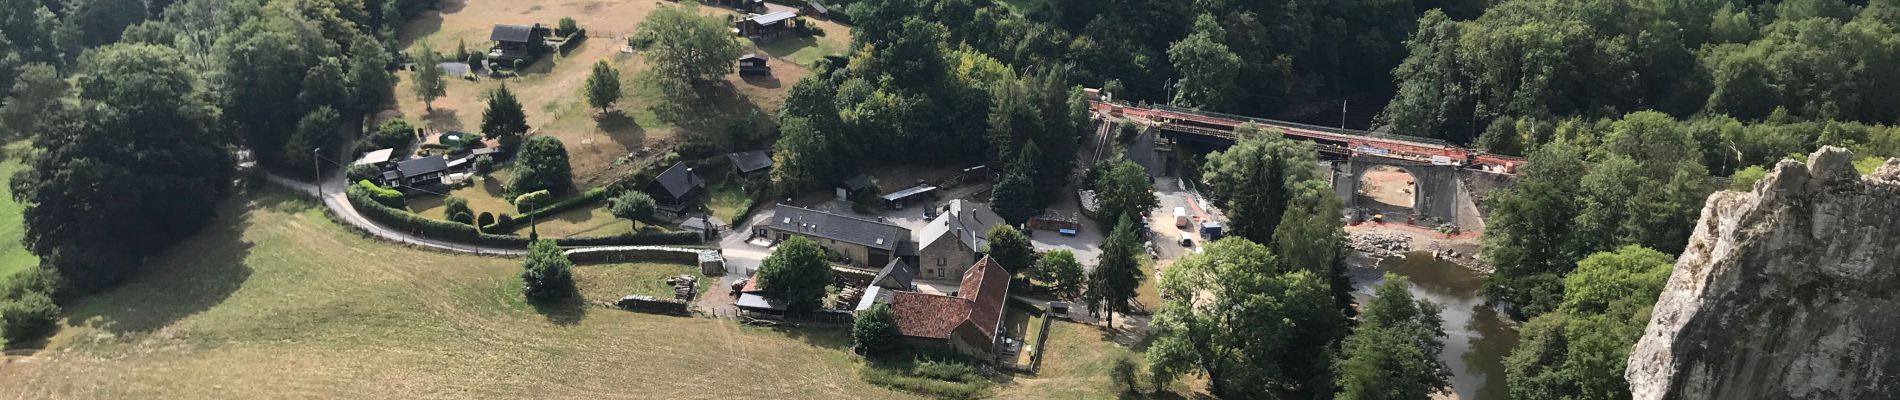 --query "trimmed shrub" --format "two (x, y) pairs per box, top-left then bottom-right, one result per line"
(0, 291), (60, 345)
(354, 180), (406, 208)
(496, 213), (514, 228)
(451, 211), (474, 225)
(443, 196), (473, 222)
(477, 212), (496, 228)
(473, 154), (495, 174)
(514, 190), (553, 212)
